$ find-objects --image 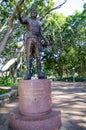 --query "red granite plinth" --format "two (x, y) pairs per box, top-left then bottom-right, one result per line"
(10, 79), (61, 130)
(10, 108), (61, 130)
(19, 79), (52, 116)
